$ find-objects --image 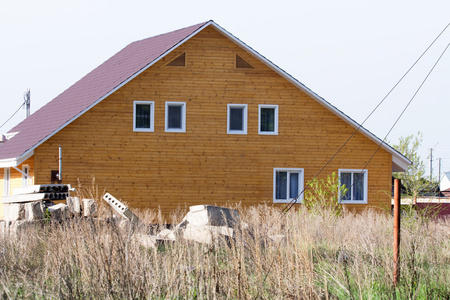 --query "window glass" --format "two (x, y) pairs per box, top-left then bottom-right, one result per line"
(168, 105), (182, 129)
(353, 173), (365, 201)
(276, 171), (287, 200)
(289, 172), (299, 198)
(260, 108), (275, 132)
(229, 107), (243, 131)
(340, 172), (352, 200)
(135, 104), (151, 129)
